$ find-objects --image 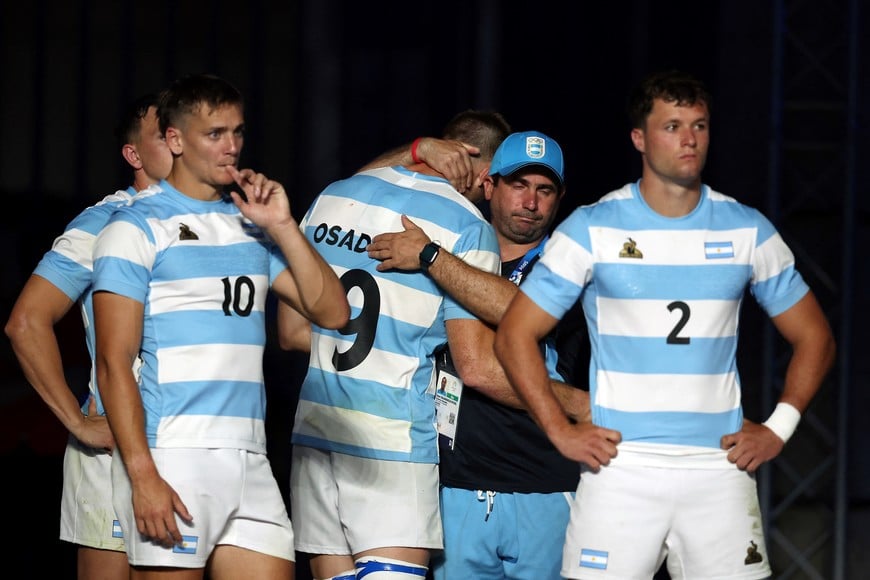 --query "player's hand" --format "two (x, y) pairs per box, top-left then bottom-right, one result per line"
(721, 419), (785, 473)
(73, 395), (115, 453)
(416, 138), (479, 193)
(367, 215), (431, 272)
(131, 471), (193, 548)
(551, 422), (621, 471)
(226, 166), (293, 229)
